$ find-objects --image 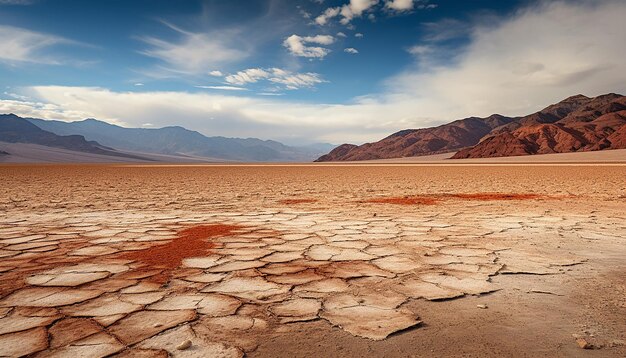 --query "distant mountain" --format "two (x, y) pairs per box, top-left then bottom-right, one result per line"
(316, 114), (513, 161)
(0, 114), (148, 160)
(452, 94), (626, 158)
(316, 93), (626, 161)
(28, 118), (333, 162)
